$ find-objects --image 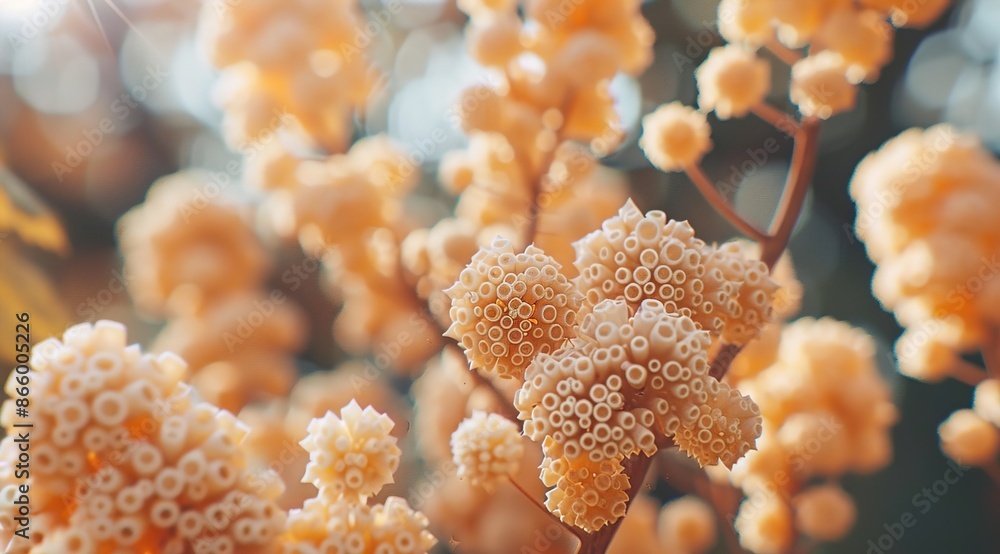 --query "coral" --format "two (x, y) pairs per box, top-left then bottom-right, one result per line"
(850, 125), (1000, 378)
(734, 496), (794, 554)
(119, 172), (268, 318)
(673, 379), (762, 469)
(696, 45), (772, 119)
(451, 411), (525, 491)
(574, 200), (732, 330)
(974, 379), (1000, 428)
(518, 299), (760, 468)
(540, 454), (630, 533)
(0, 321), (285, 554)
(299, 401), (402, 504)
(814, 8), (894, 83)
(198, 0), (380, 151)
(938, 409), (1000, 467)
(658, 495), (718, 553)
(717, 0), (777, 47)
(860, 0), (952, 28)
(445, 237), (581, 380)
(790, 52), (858, 119)
(639, 102), (713, 172)
(792, 484), (856, 540)
(281, 496), (436, 553)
